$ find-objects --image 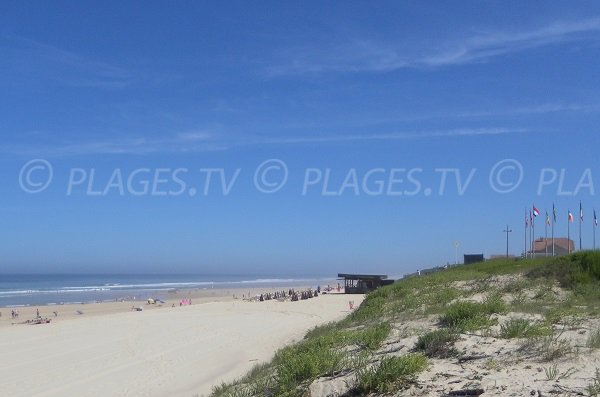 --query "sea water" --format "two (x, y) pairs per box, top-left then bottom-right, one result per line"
(0, 274), (330, 307)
